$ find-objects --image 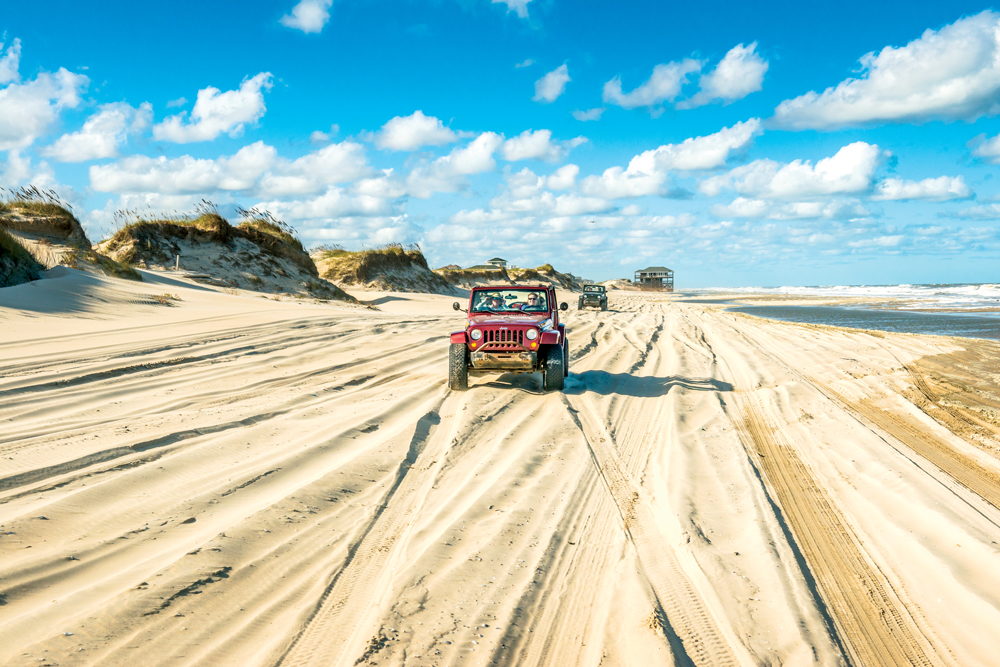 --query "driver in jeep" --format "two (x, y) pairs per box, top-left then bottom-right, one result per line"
(521, 292), (546, 311)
